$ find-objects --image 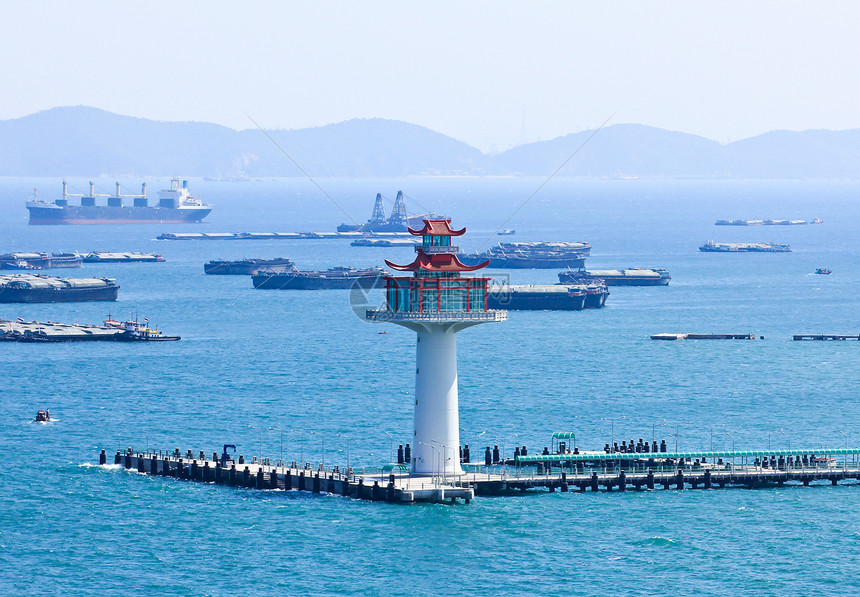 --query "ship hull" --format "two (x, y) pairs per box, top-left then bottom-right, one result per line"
(0, 285), (119, 303)
(27, 205), (212, 225)
(488, 289), (587, 310)
(584, 289), (609, 308)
